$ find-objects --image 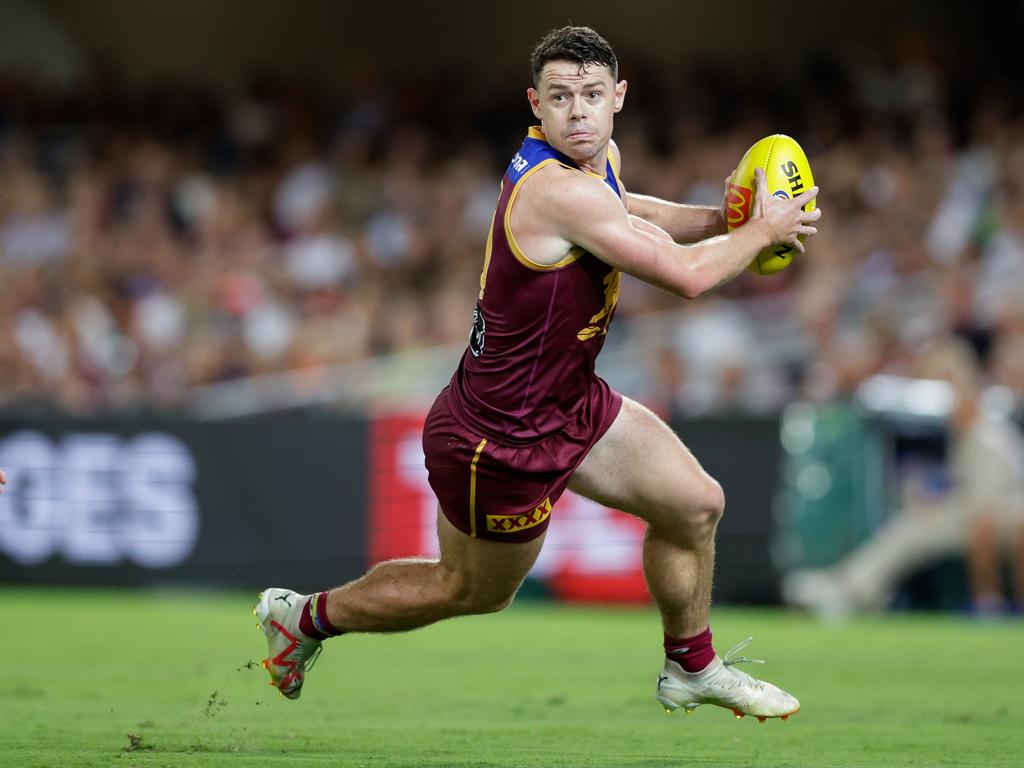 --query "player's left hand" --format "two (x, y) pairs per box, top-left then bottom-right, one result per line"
(0, 469), (6, 494)
(753, 166), (820, 253)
